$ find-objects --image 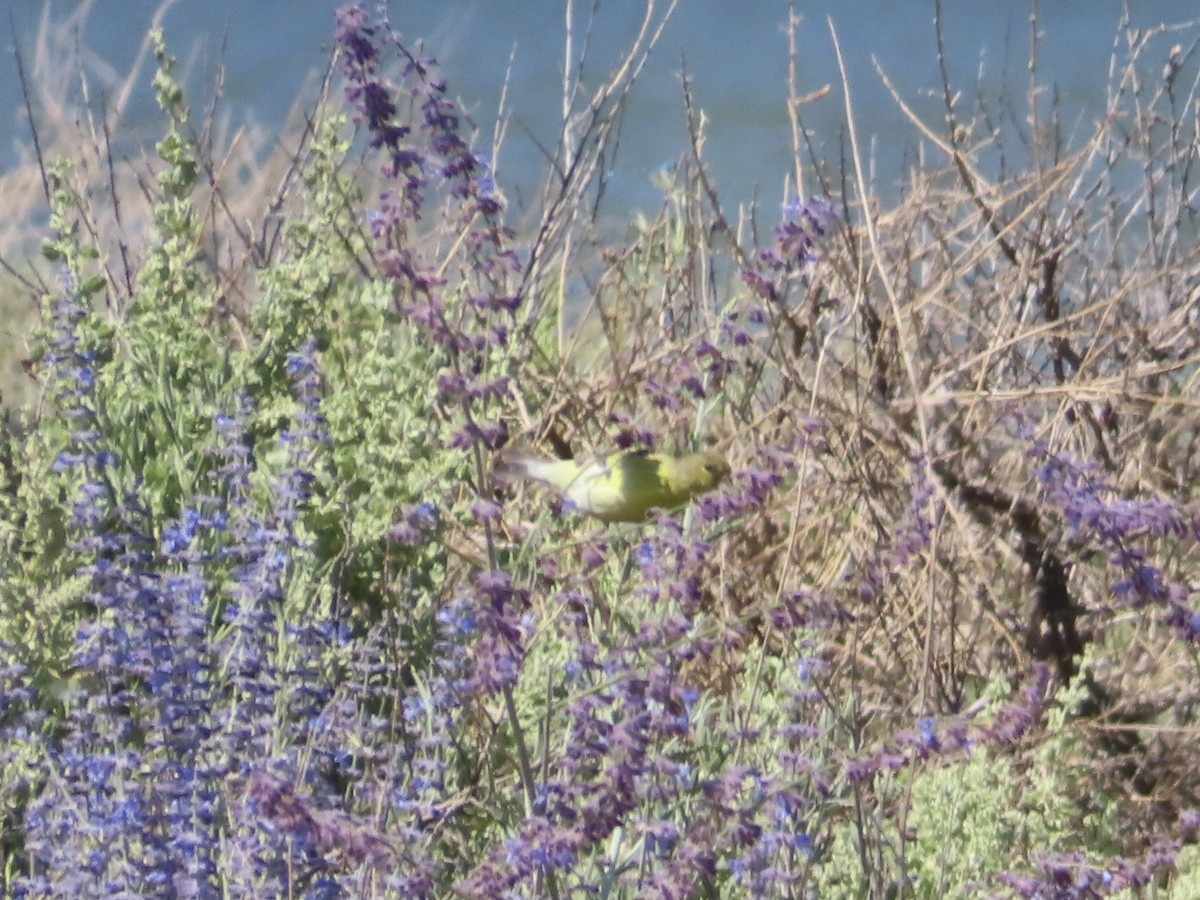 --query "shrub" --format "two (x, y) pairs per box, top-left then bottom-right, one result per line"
(2, 2), (1199, 897)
